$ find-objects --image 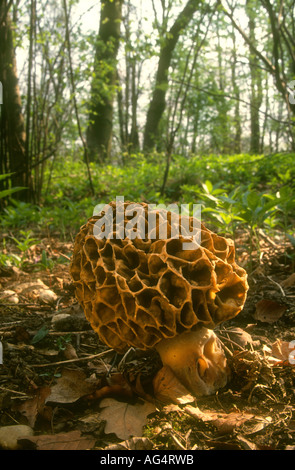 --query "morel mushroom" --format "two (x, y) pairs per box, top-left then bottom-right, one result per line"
(70, 201), (248, 396)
